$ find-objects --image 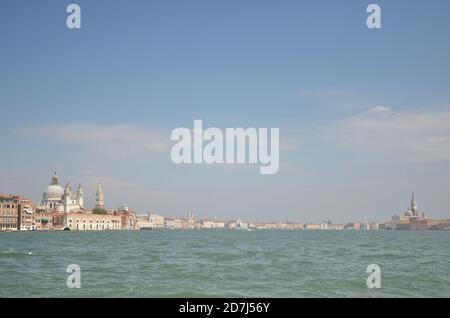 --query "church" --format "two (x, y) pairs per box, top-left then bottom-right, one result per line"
(40, 172), (88, 213)
(37, 172), (121, 231)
